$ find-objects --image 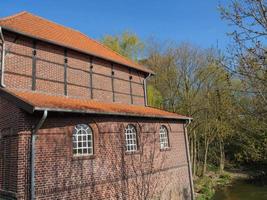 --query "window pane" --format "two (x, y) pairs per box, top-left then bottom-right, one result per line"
(83, 142), (87, 147)
(88, 148), (93, 154)
(88, 135), (92, 140)
(88, 142), (92, 147)
(83, 149), (88, 154)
